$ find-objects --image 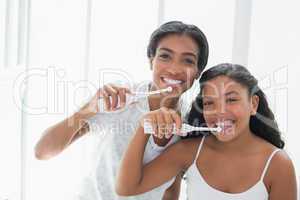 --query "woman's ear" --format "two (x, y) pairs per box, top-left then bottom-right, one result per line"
(195, 70), (201, 79)
(251, 95), (259, 116)
(149, 57), (153, 70)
